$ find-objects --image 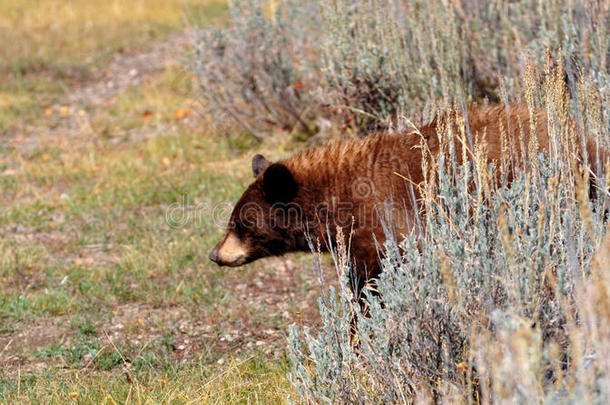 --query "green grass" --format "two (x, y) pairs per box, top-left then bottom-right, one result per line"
(0, 354), (292, 403)
(0, 1), (316, 403)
